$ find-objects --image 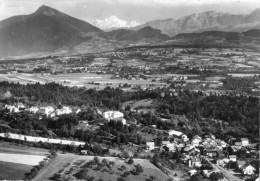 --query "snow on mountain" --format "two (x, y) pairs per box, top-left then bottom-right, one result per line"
(93, 16), (140, 30)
